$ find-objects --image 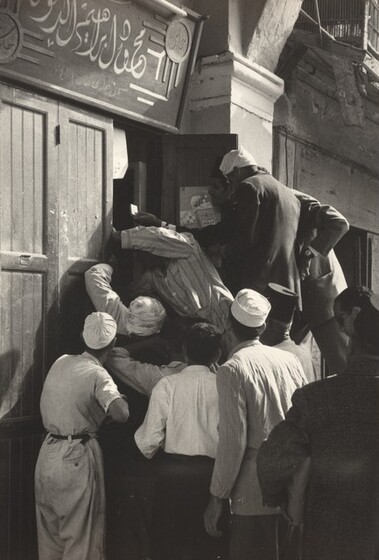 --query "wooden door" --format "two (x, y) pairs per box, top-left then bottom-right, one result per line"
(0, 84), (113, 559)
(0, 84), (59, 560)
(58, 105), (113, 354)
(161, 134), (238, 223)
